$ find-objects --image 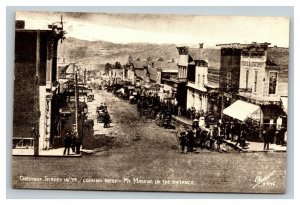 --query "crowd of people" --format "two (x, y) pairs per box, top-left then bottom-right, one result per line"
(178, 119), (224, 153)
(108, 84), (174, 128)
(262, 125), (287, 150)
(178, 117), (287, 153)
(104, 84), (287, 152)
